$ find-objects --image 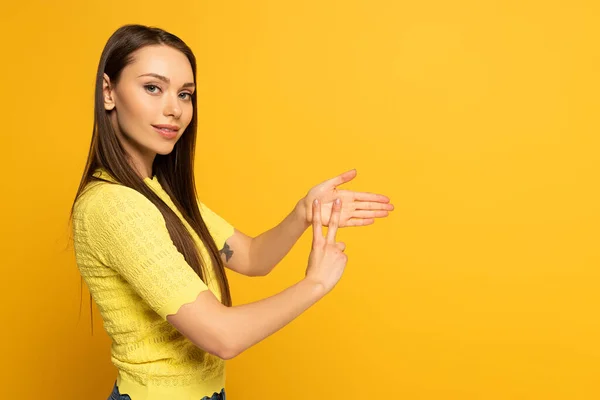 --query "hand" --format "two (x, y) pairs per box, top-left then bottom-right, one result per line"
(304, 198), (348, 294)
(298, 169), (394, 227)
